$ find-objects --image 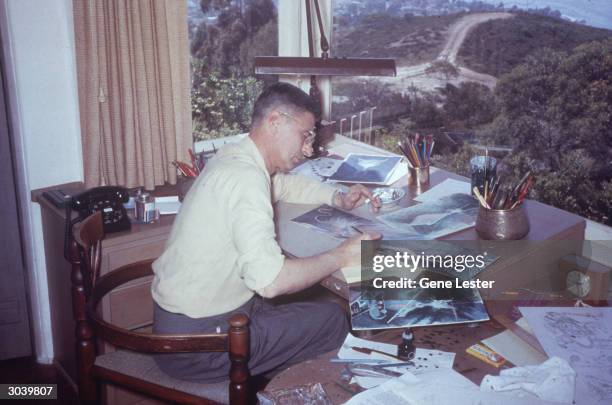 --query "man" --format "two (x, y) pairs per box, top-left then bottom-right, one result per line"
(152, 82), (380, 382)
